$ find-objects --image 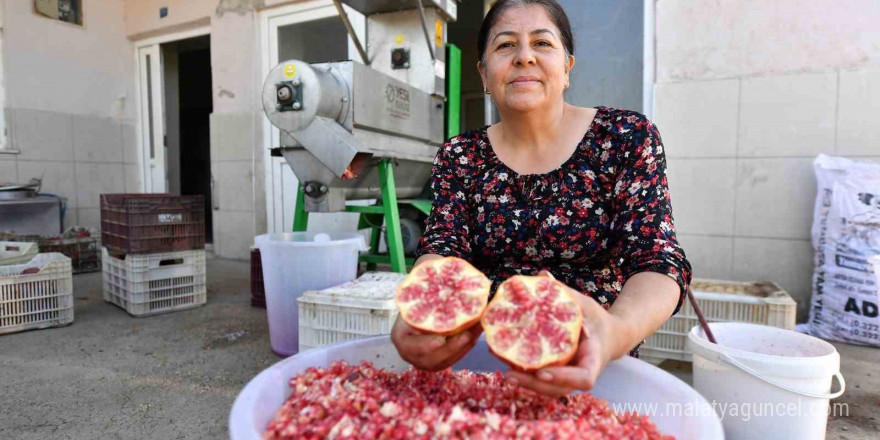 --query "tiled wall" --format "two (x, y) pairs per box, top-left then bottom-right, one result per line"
(2, 108), (140, 233)
(1, 0), (138, 236)
(654, 68), (880, 321)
